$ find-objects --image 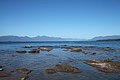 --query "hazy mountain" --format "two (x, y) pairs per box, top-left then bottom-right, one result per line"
(1, 35), (119, 42)
(0, 35), (65, 41)
(91, 35), (120, 41)
(0, 35), (86, 41)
